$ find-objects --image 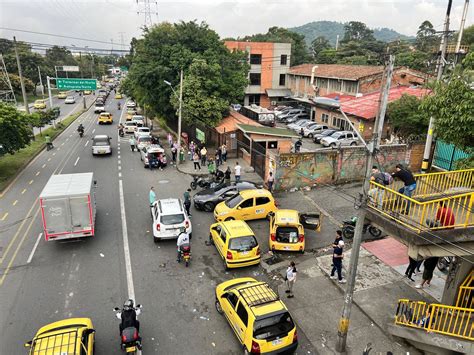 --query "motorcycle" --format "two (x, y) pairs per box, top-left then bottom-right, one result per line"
(118, 102), (121, 110)
(178, 243), (191, 267)
(342, 217), (382, 240)
(78, 128), (84, 138)
(437, 256), (452, 272)
(114, 301), (142, 354)
(190, 175), (223, 190)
